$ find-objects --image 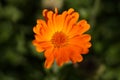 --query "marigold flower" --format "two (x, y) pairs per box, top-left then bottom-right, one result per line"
(32, 8), (91, 69)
